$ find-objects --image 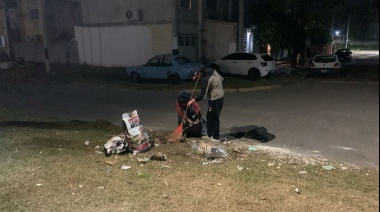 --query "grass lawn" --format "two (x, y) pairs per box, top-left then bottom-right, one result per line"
(0, 62), (378, 211)
(0, 106), (378, 212)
